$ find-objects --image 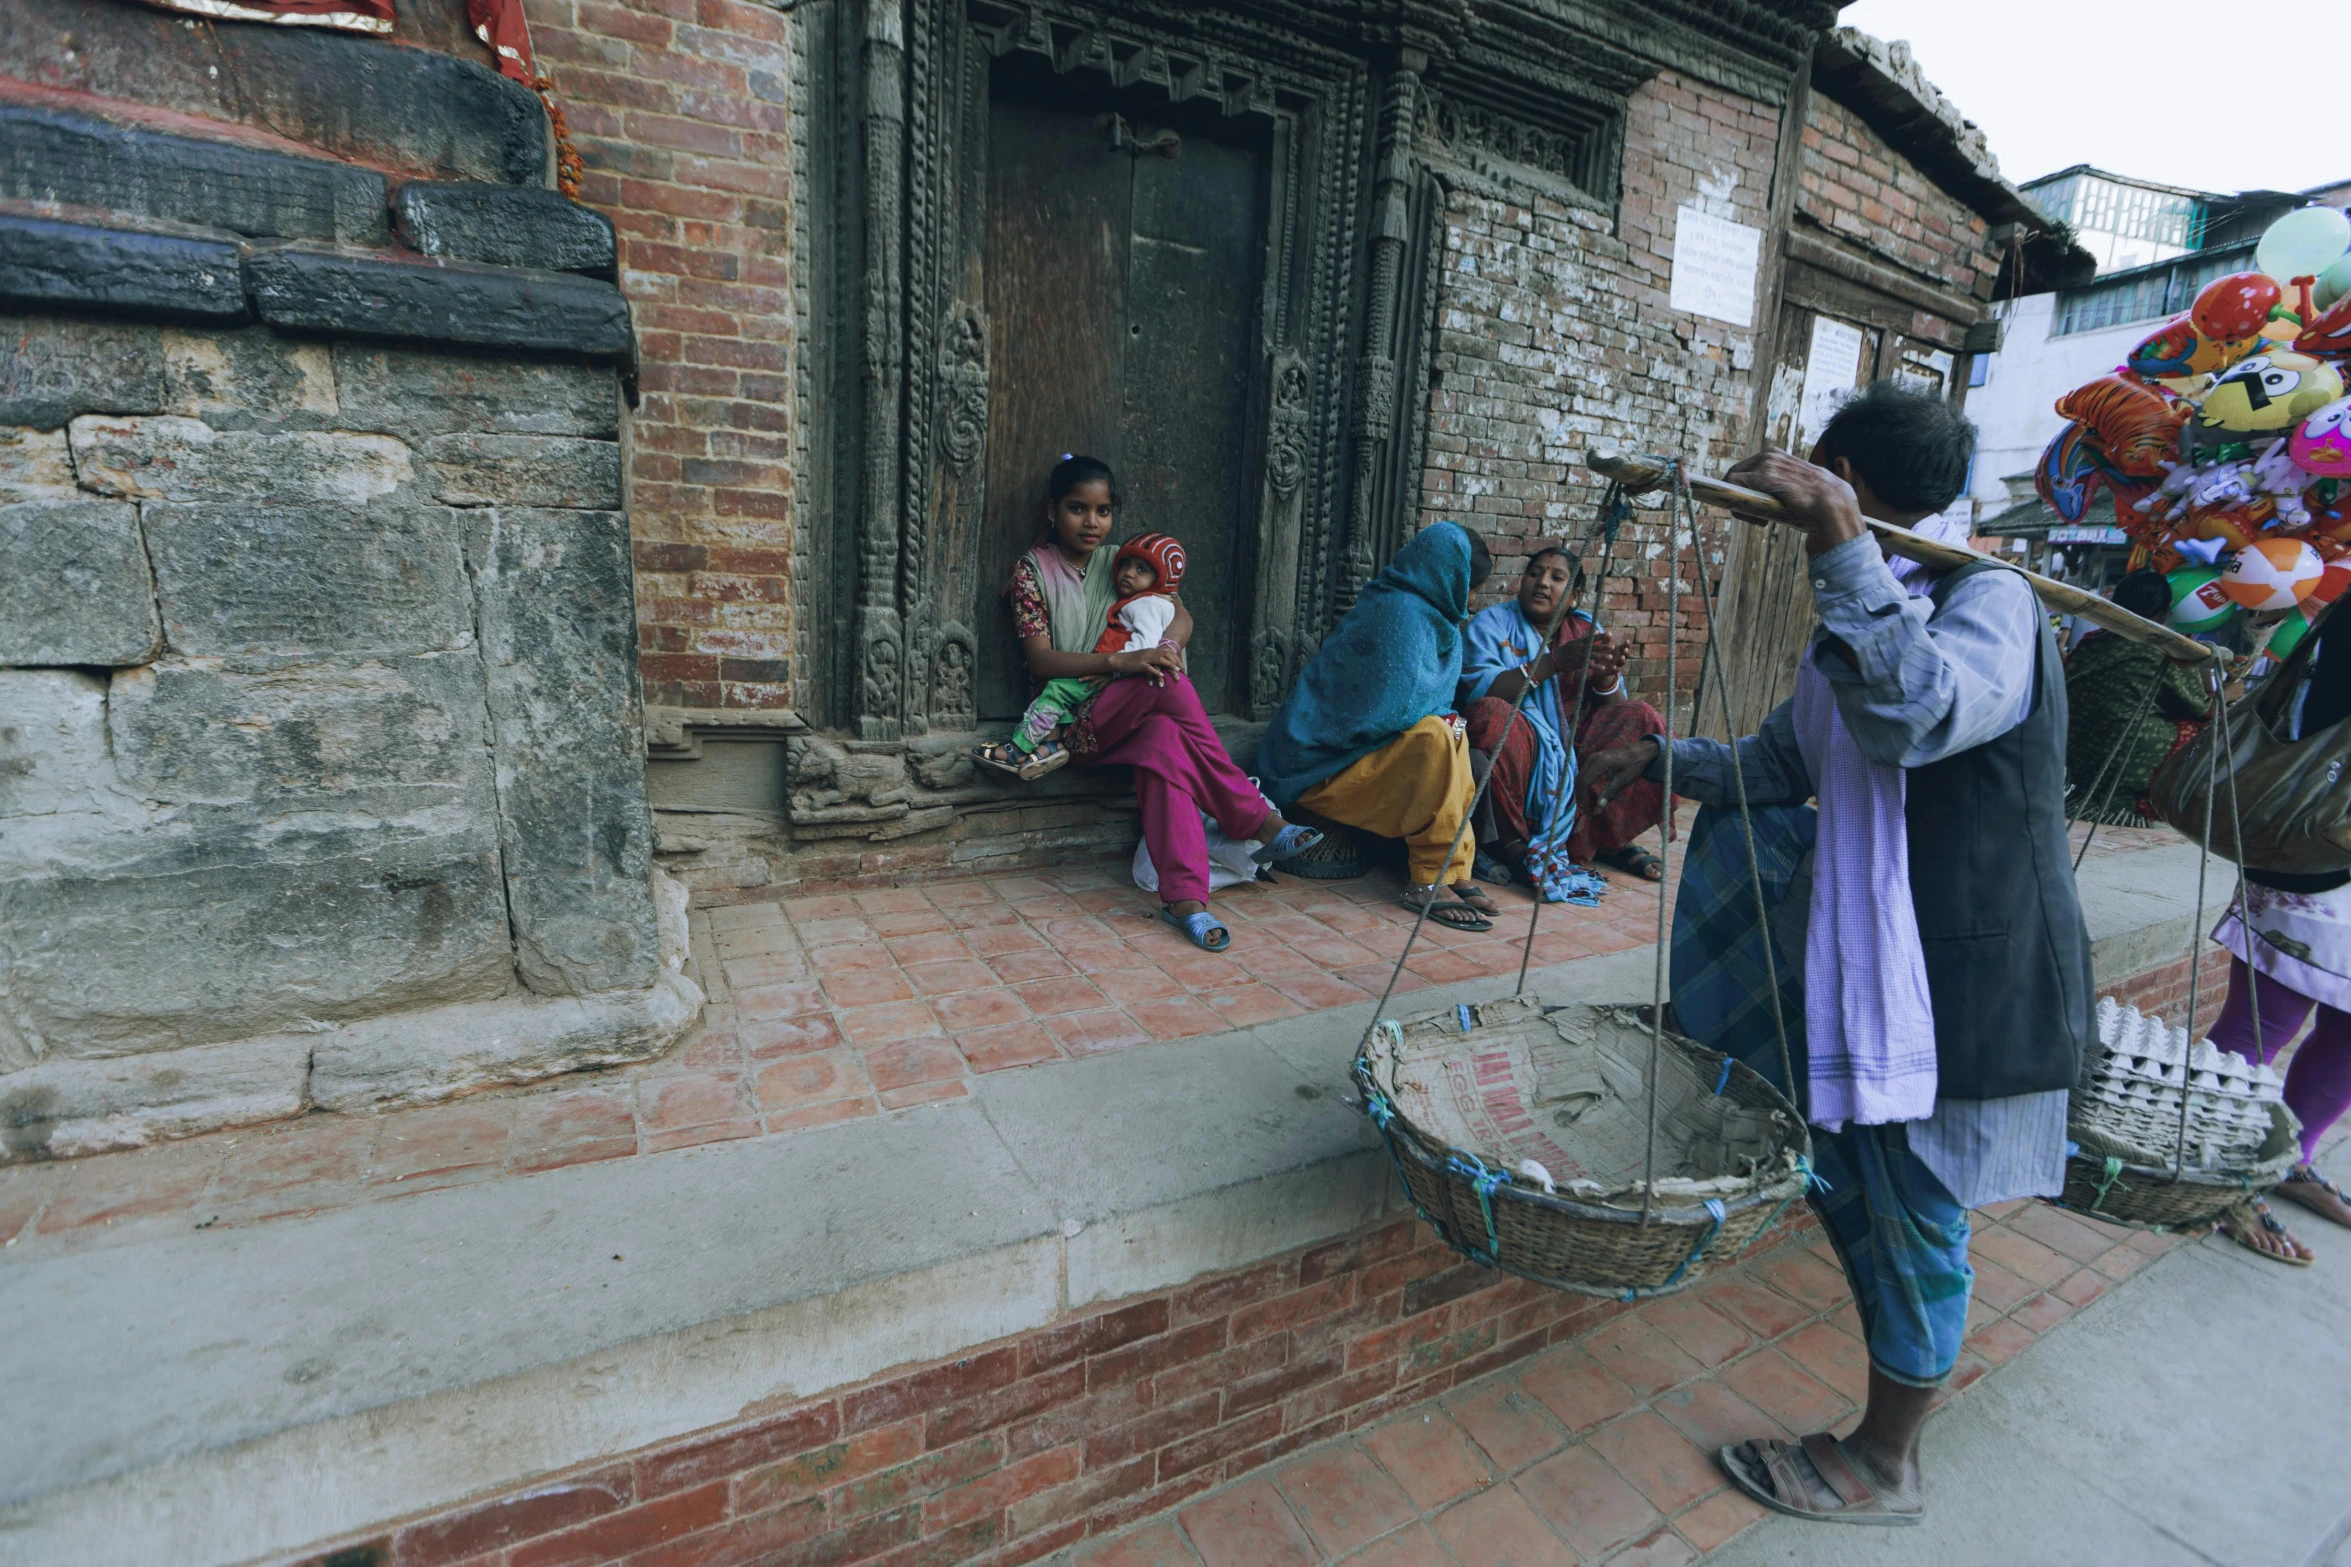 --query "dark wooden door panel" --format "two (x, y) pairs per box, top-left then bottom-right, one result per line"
(979, 99), (1130, 718)
(1120, 122), (1266, 714)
